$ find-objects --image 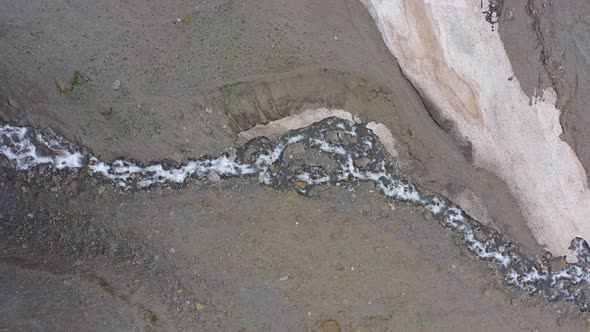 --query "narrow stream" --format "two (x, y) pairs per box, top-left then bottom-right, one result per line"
(2, 117), (590, 309)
